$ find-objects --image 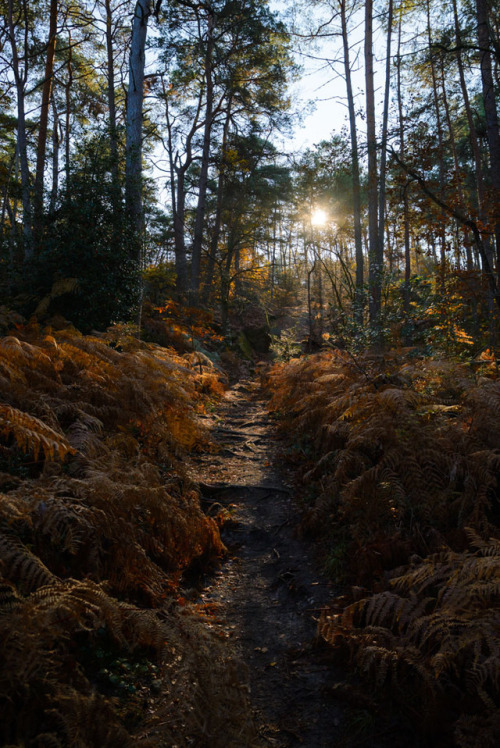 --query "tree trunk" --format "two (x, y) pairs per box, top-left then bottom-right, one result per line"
(377, 0), (393, 271)
(49, 96), (60, 214)
(270, 203), (278, 301)
(125, 0), (152, 266)
(163, 75), (204, 297)
(396, 12), (411, 317)
(476, 0), (500, 274)
(34, 0), (58, 238)
(453, 0), (493, 275)
(201, 97), (233, 304)
(105, 0), (120, 191)
(190, 11), (215, 301)
(0, 151), (16, 236)
(174, 169), (189, 294)
(7, 0), (33, 260)
(307, 251), (317, 344)
(65, 30), (73, 187)
(426, 0), (446, 291)
(12, 142), (19, 235)
(365, 0), (380, 328)
(164, 86), (187, 296)
(340, 0), (363, 321)
(220, 238), (236, 334)
(439, 54), (472, 270)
